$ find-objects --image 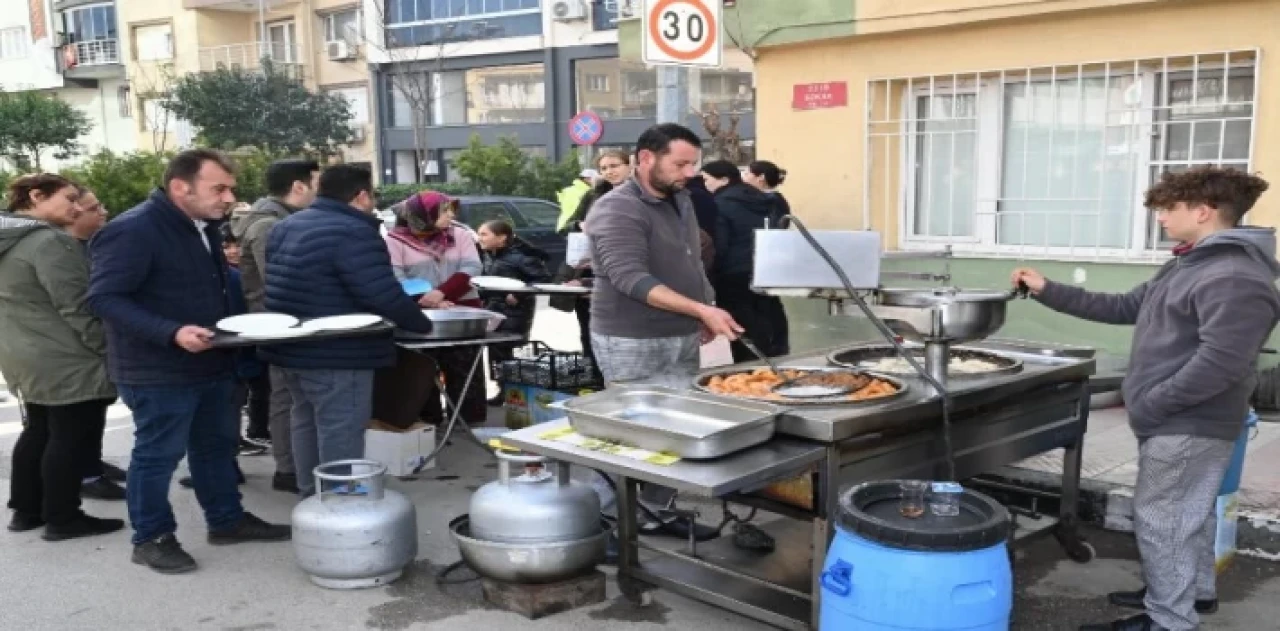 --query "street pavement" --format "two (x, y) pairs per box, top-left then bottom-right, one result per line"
(3, 303), (1279, 629)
